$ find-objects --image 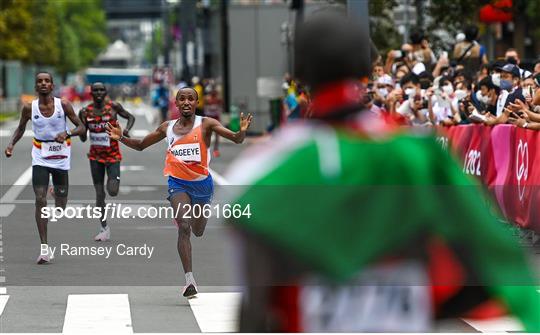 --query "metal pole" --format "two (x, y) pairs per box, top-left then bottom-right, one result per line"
(162, 0), (170, 66)
(220, 0), (230, 114)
